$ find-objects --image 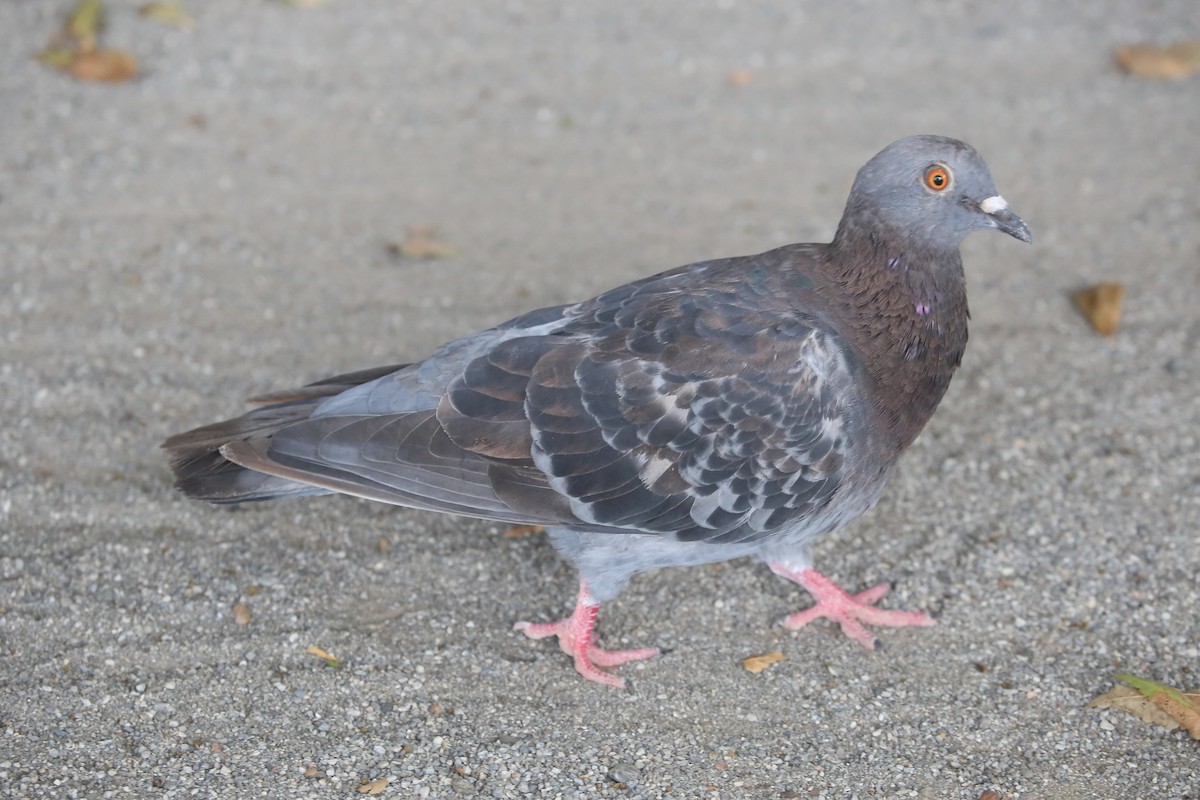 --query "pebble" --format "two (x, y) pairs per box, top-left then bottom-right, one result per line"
(608, 763), (640, 785)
